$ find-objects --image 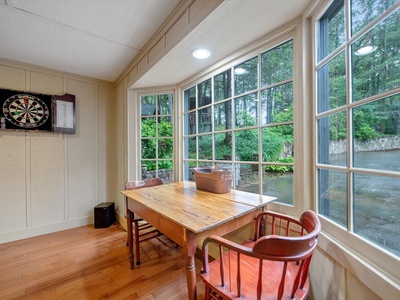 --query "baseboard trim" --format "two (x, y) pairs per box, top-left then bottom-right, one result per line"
(0, 216), (94, 244)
